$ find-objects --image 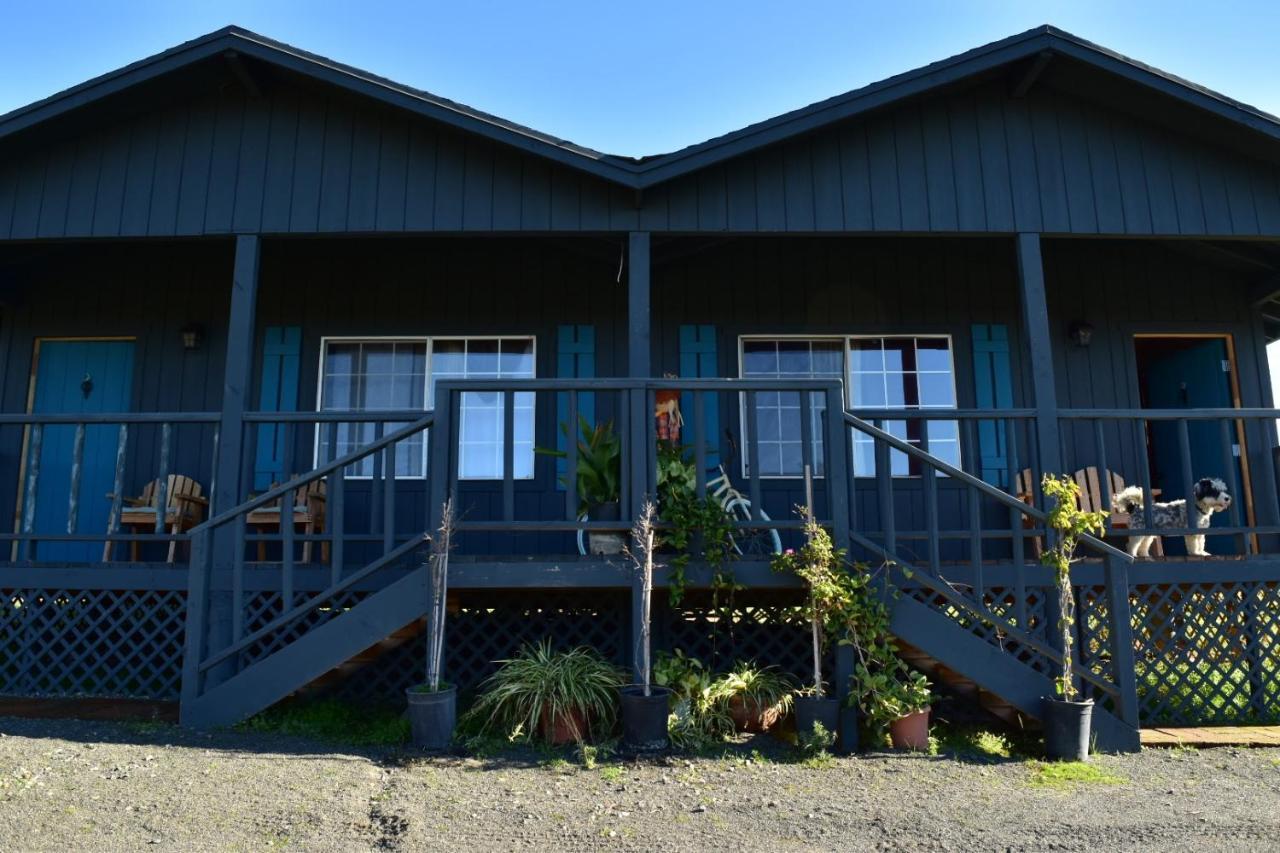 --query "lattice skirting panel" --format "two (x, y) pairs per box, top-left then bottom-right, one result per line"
(1079, 580), (1279, 726)
(0, 587), (187, 700)
(327, 589), (632, 703)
